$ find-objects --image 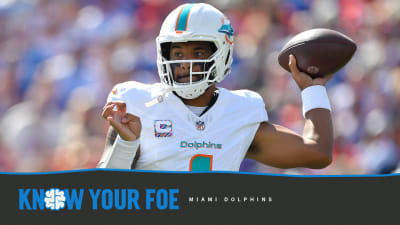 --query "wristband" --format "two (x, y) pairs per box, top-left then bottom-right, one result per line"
(98, 136), (140, 169)
(301, 85), (331, 118)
